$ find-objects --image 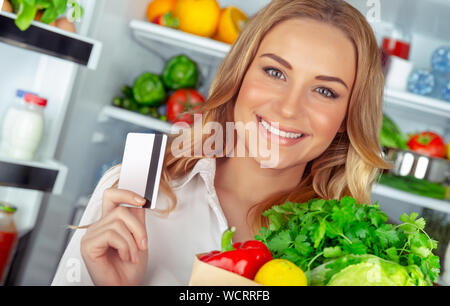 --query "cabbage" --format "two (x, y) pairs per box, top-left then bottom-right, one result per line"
(310, 254), (431, 286)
